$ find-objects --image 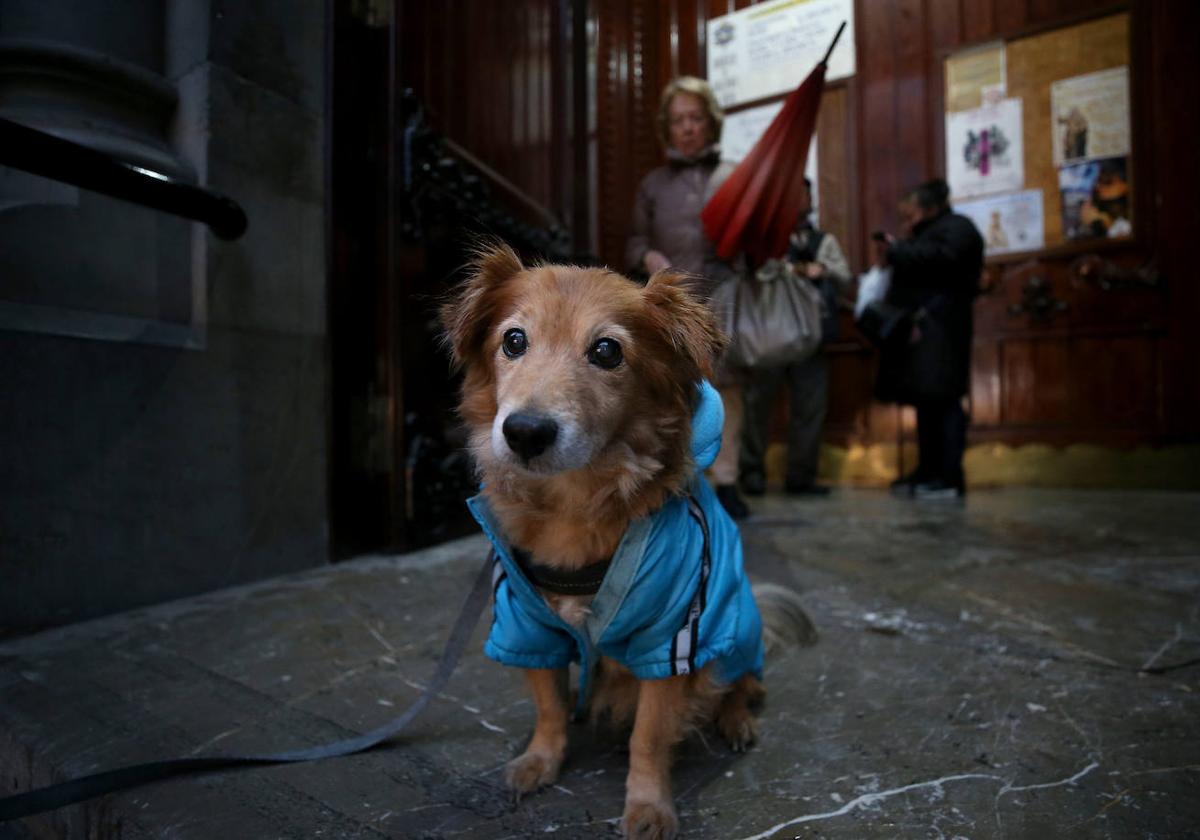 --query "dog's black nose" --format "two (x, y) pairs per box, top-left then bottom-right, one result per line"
(502, 412), (558, 461)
